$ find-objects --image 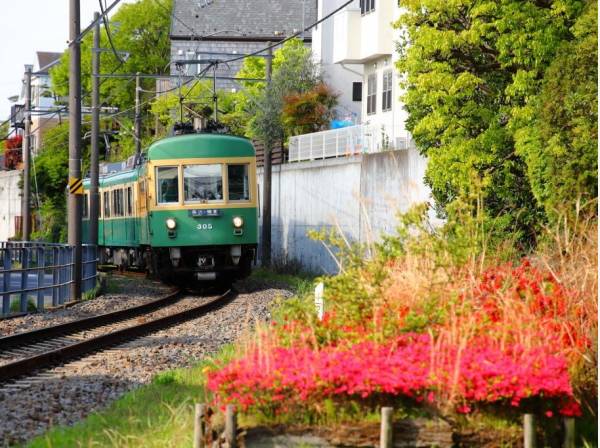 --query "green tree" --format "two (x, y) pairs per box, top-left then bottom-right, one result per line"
(514, 2), (598, 219)
(32, 122), (90, 242)
(0, 121), (9, 155)
(246, 39), (323, 146)
(395, 0), (588, 242)
(50, 0), (172, 111)
(150, 80), (246, 136)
